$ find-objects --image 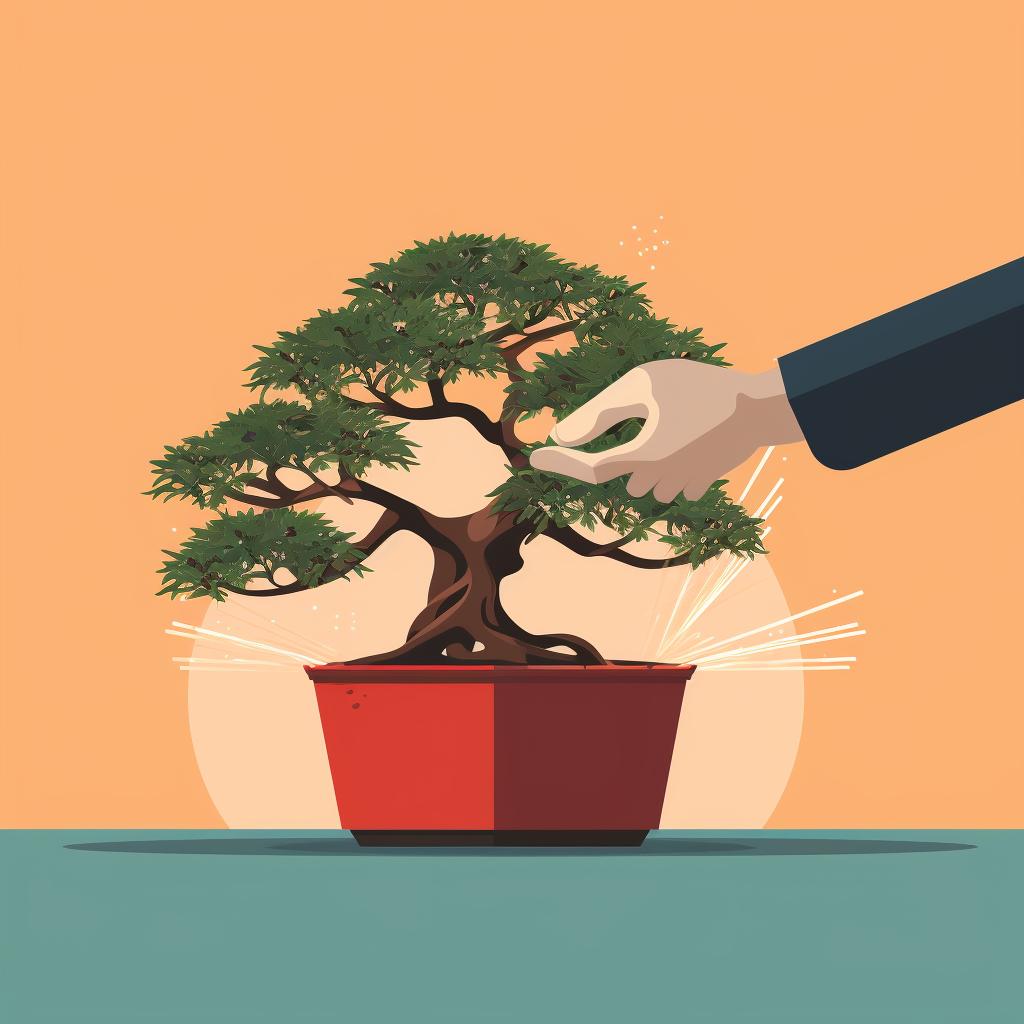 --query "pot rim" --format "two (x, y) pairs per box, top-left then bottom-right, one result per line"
(304, 663), (696, 684)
